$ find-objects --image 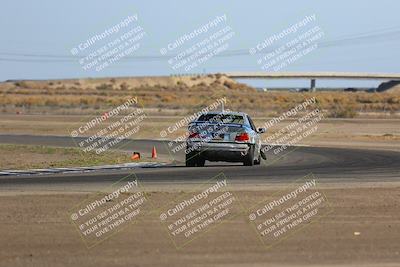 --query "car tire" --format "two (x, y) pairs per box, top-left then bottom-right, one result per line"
(196, 156), (205, 167)
(243, 145), (255, 166)
(254, 153), (261, 165)
(185, 152), (196, 167)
